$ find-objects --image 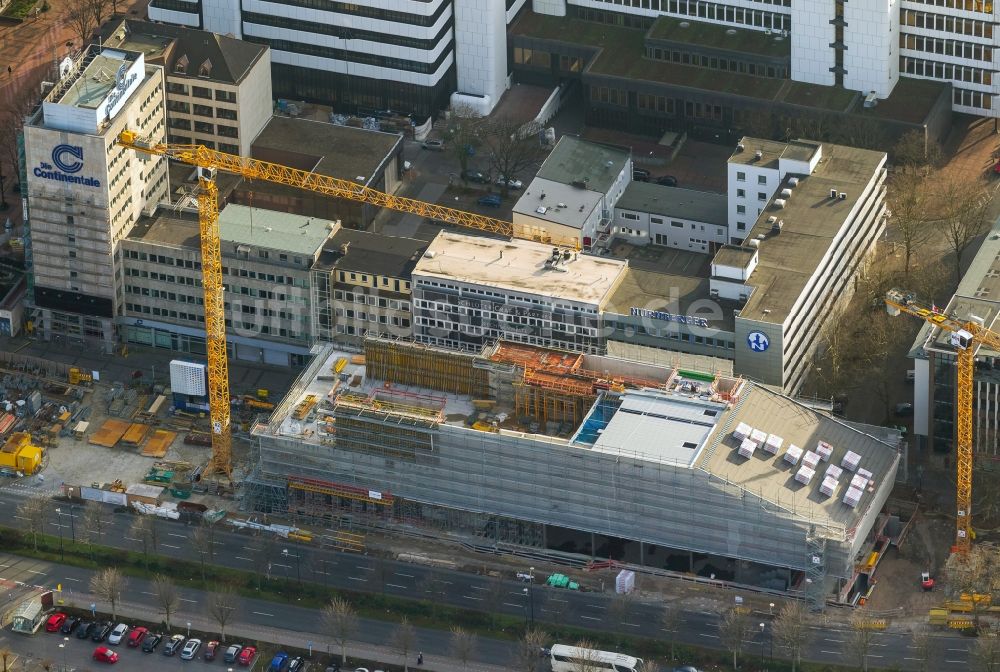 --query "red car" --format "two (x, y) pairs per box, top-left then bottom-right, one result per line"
(204, 641), (220, 661)
(238, 646), (257, 666)
(127, 626), (148, 647)
(93, 647), (119, 664)
(45, 613), (67, 633)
